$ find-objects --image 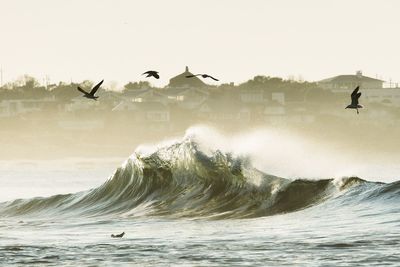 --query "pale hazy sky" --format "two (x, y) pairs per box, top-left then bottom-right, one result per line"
(1, 0), (399, 88)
